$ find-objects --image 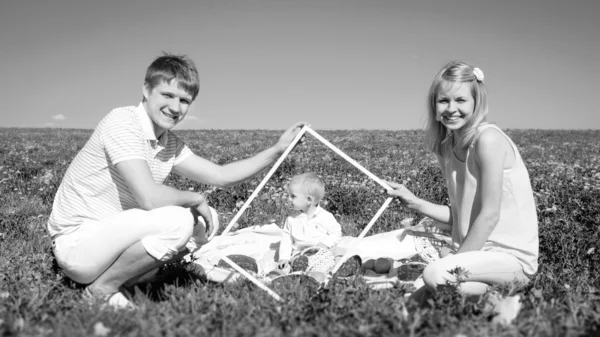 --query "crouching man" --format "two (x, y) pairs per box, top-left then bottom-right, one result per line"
(48, 53), (305, 309)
